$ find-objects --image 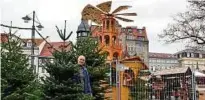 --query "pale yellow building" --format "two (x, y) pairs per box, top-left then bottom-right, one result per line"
(175, 49), (205, 71)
